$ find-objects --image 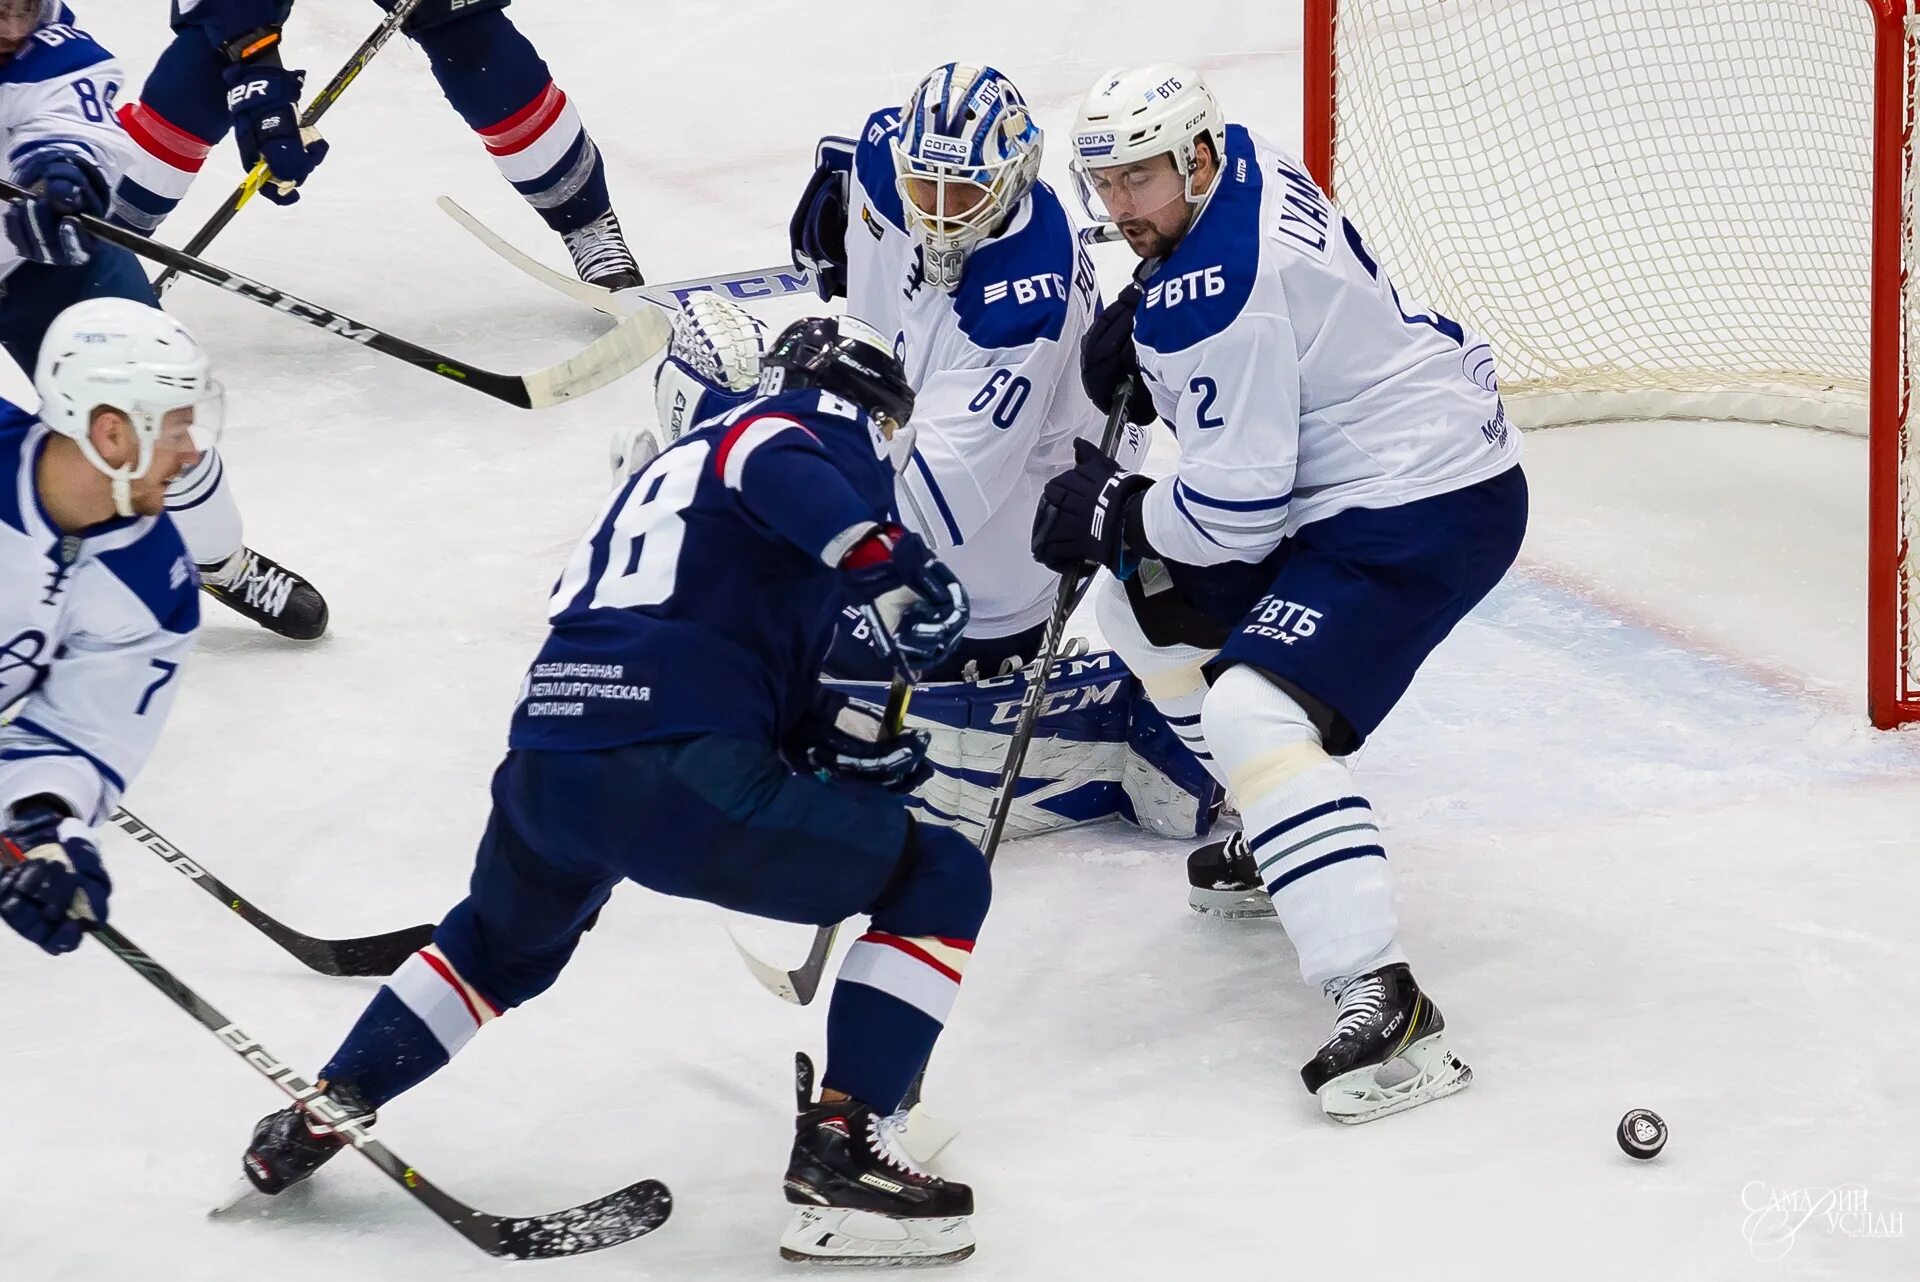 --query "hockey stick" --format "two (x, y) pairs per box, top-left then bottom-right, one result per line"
(109, 808), (433, 978)
(437, 196), (814, 317)
(0, 178), (672, 409)
(726, 672), (912, 1005)
(0, 838), (672, 1258)
(155, 0), (427, 294)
